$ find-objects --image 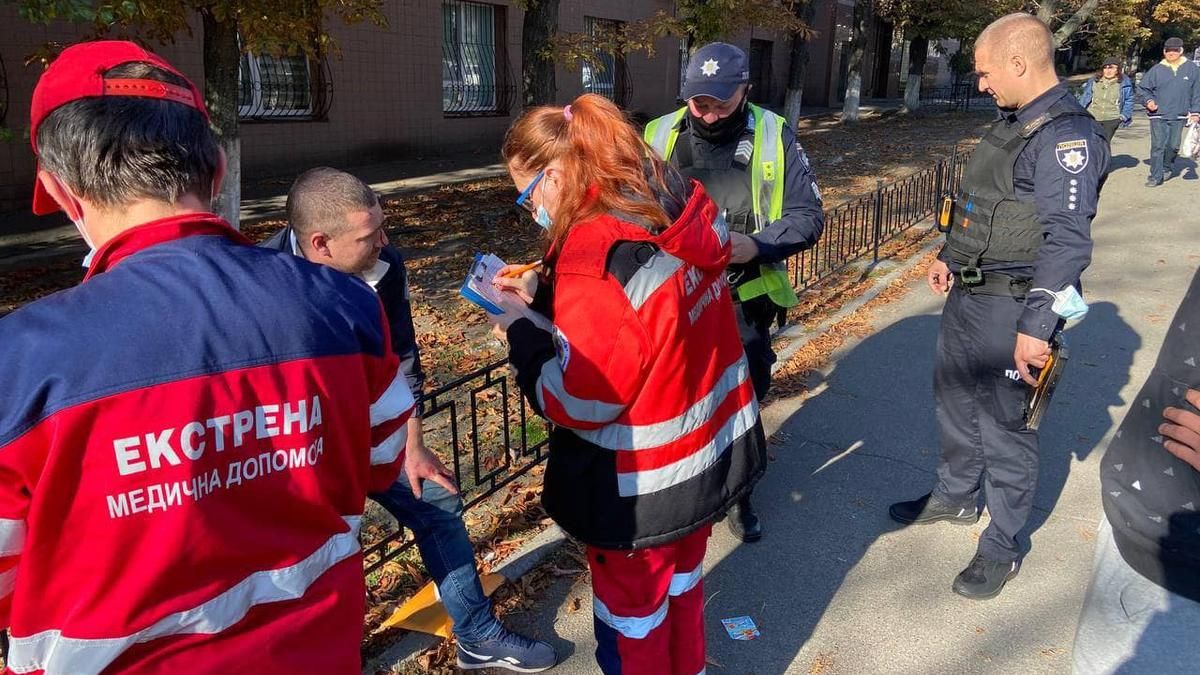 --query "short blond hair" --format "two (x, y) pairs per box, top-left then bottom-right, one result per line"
(977, 13), (1055, 70)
